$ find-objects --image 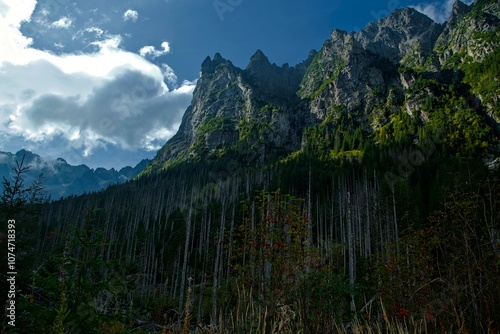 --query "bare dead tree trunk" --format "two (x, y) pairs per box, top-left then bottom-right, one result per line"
(347, 191), (356, 313)
(364, 172), (372, 257)
(392, 188), (399, 256)
(226, 204), (236, 290)
(307, 165), (313, 248)
(211, 200), (226, 327)
(178, 199), (193, 317)
(197, 273), (206, 324)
